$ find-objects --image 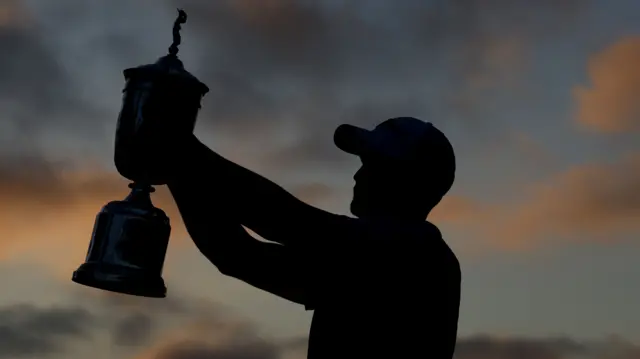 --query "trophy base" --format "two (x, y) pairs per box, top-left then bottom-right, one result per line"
(72, 262), (166, 298)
